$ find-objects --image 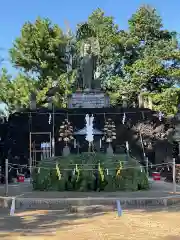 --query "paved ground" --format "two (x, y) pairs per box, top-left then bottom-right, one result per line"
(0, 179), (180, 199)
(0, 181), (180, 239)
(0, 207), (180, 240)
